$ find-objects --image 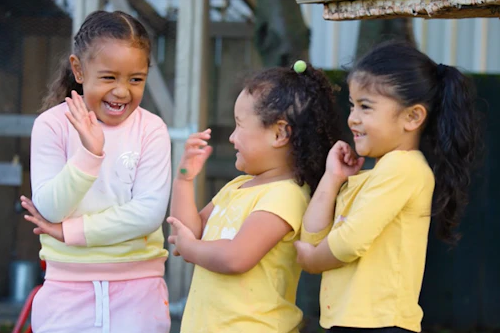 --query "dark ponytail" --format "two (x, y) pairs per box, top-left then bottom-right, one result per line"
(40, 10), (151, 112)
(349, 40), (480, 244)
(40, 55), (83, 111)
(244, 63), (345, 194)
(422, 64), (478, 244)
